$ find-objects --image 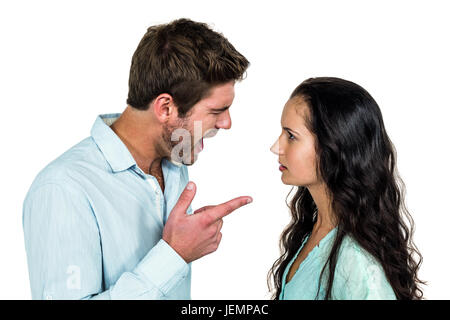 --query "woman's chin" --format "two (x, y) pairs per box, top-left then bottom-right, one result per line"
(281, 175), (309, 187)
(281, 175), (291, 185)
